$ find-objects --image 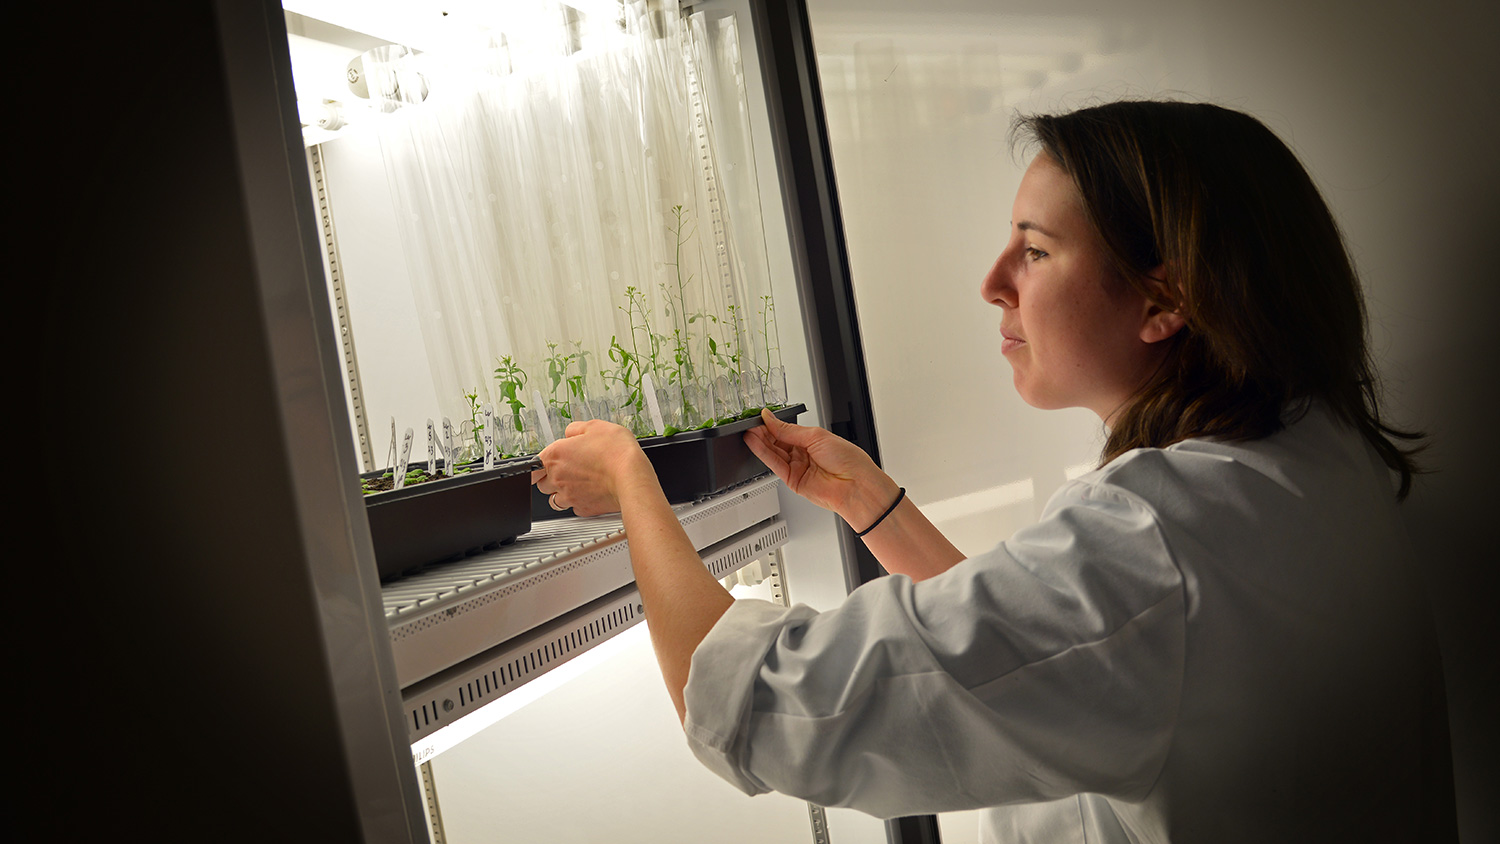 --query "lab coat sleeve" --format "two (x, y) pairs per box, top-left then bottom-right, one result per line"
(682, 480), (1186, 818)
